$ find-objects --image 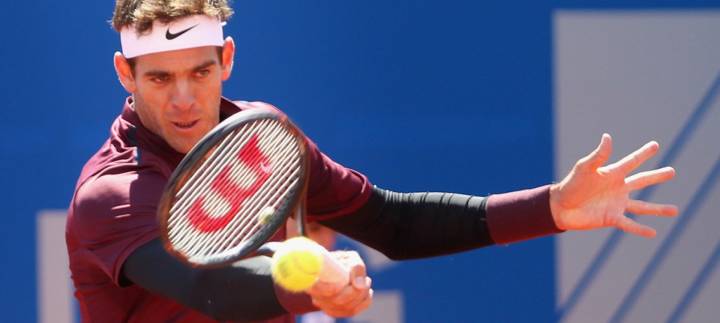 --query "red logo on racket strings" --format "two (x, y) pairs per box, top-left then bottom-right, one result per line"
(188, 136), (272, 233)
